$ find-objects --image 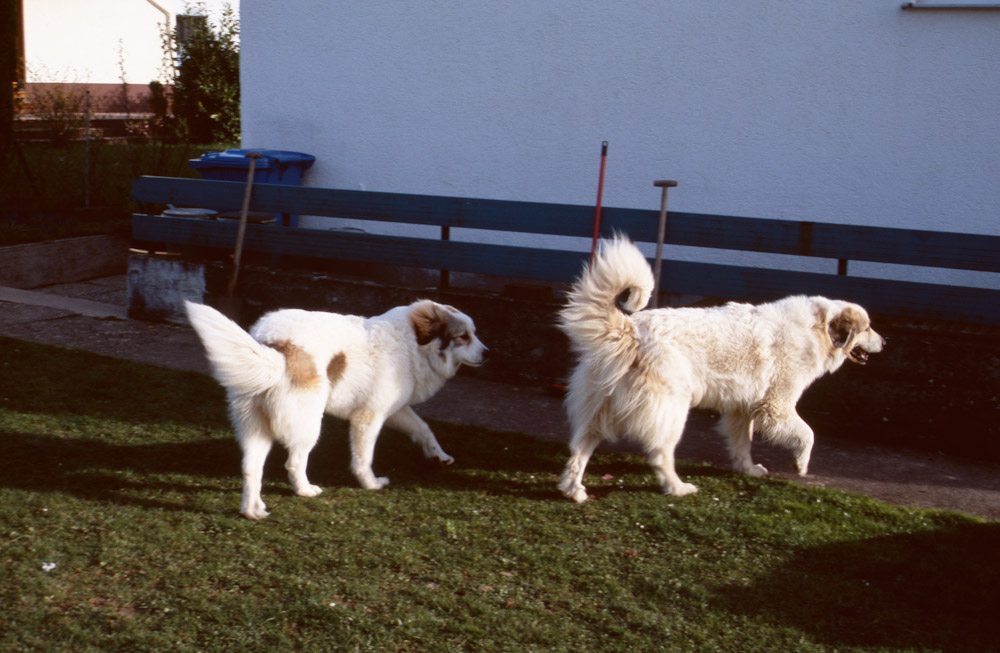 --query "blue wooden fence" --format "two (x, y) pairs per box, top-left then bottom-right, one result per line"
(132, 176), (1000, 325)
